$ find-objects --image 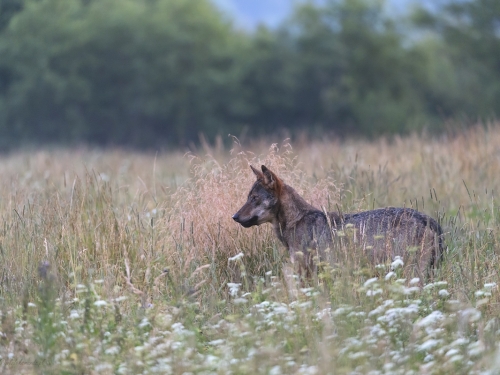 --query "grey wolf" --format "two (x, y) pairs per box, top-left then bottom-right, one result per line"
(232, 165), (444, 278)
